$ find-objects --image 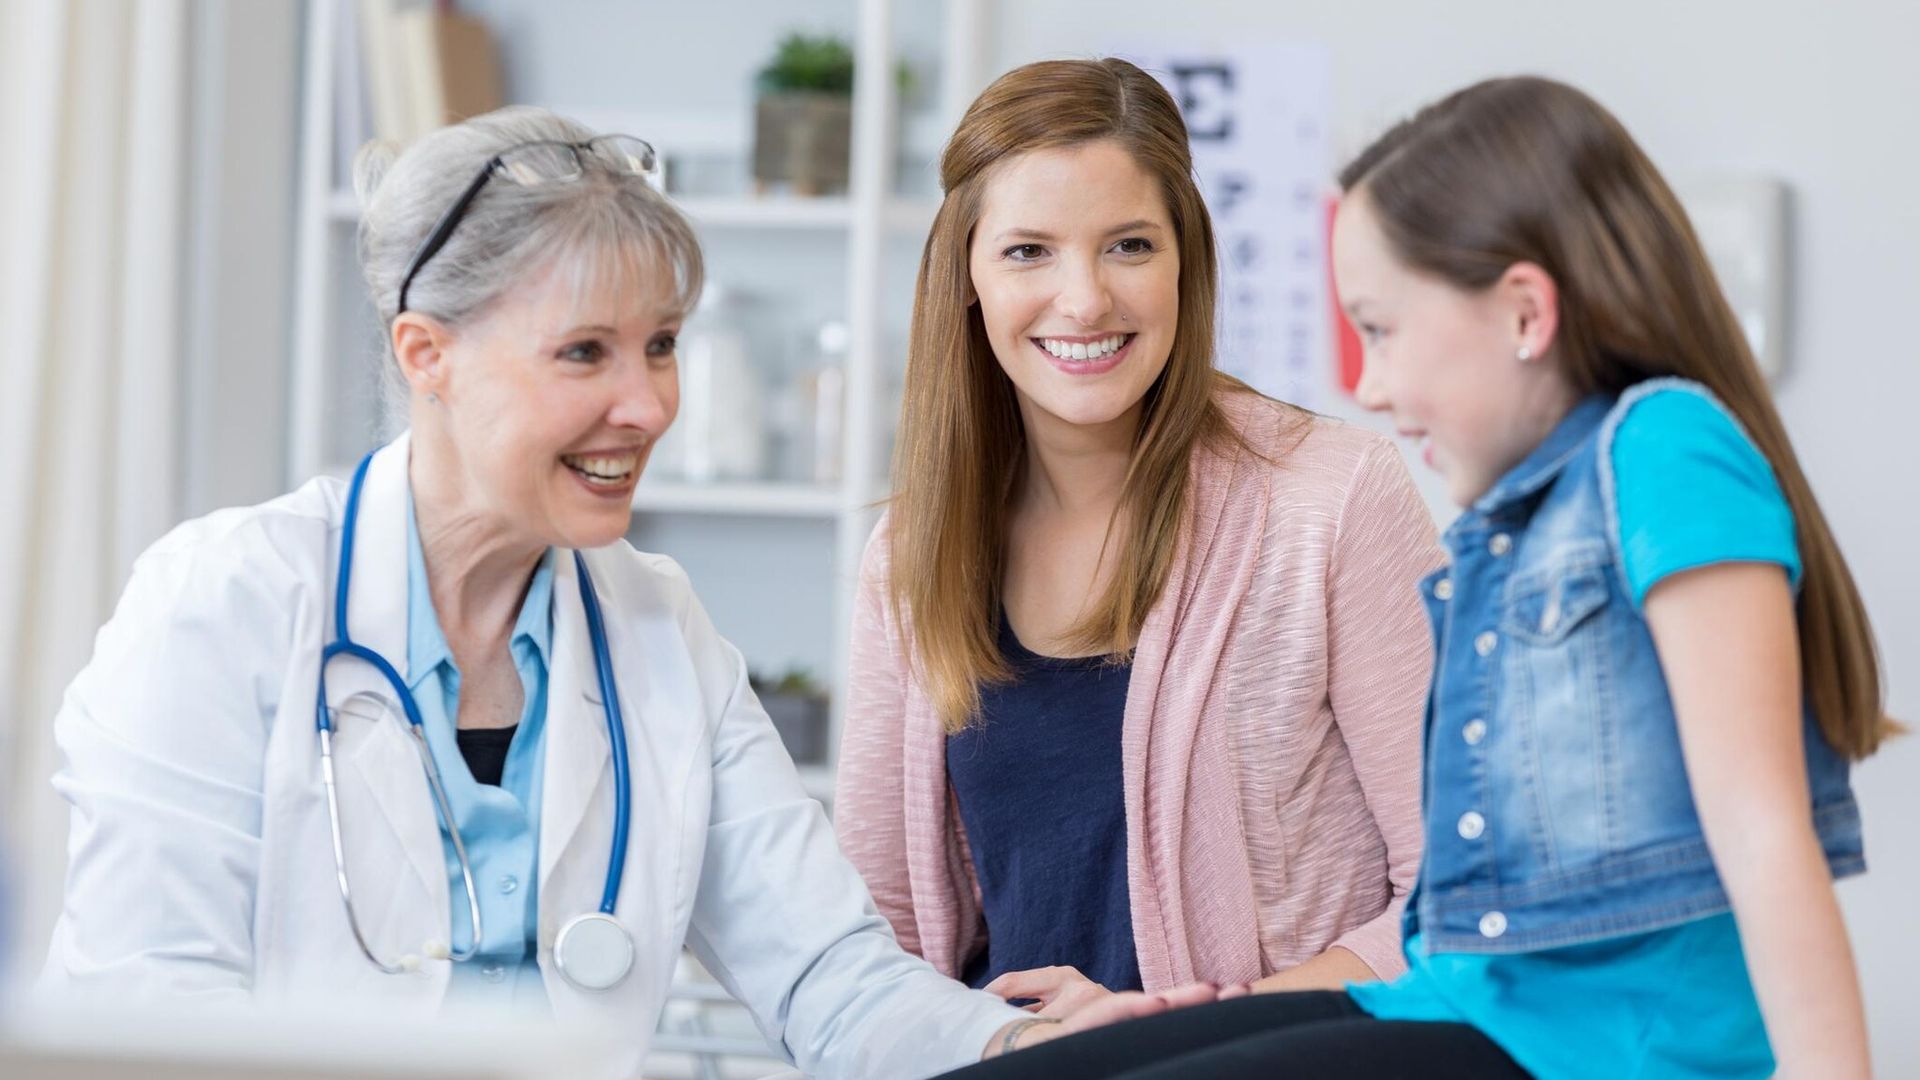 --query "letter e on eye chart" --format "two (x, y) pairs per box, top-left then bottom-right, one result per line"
(1110, 43), (1334, 410)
